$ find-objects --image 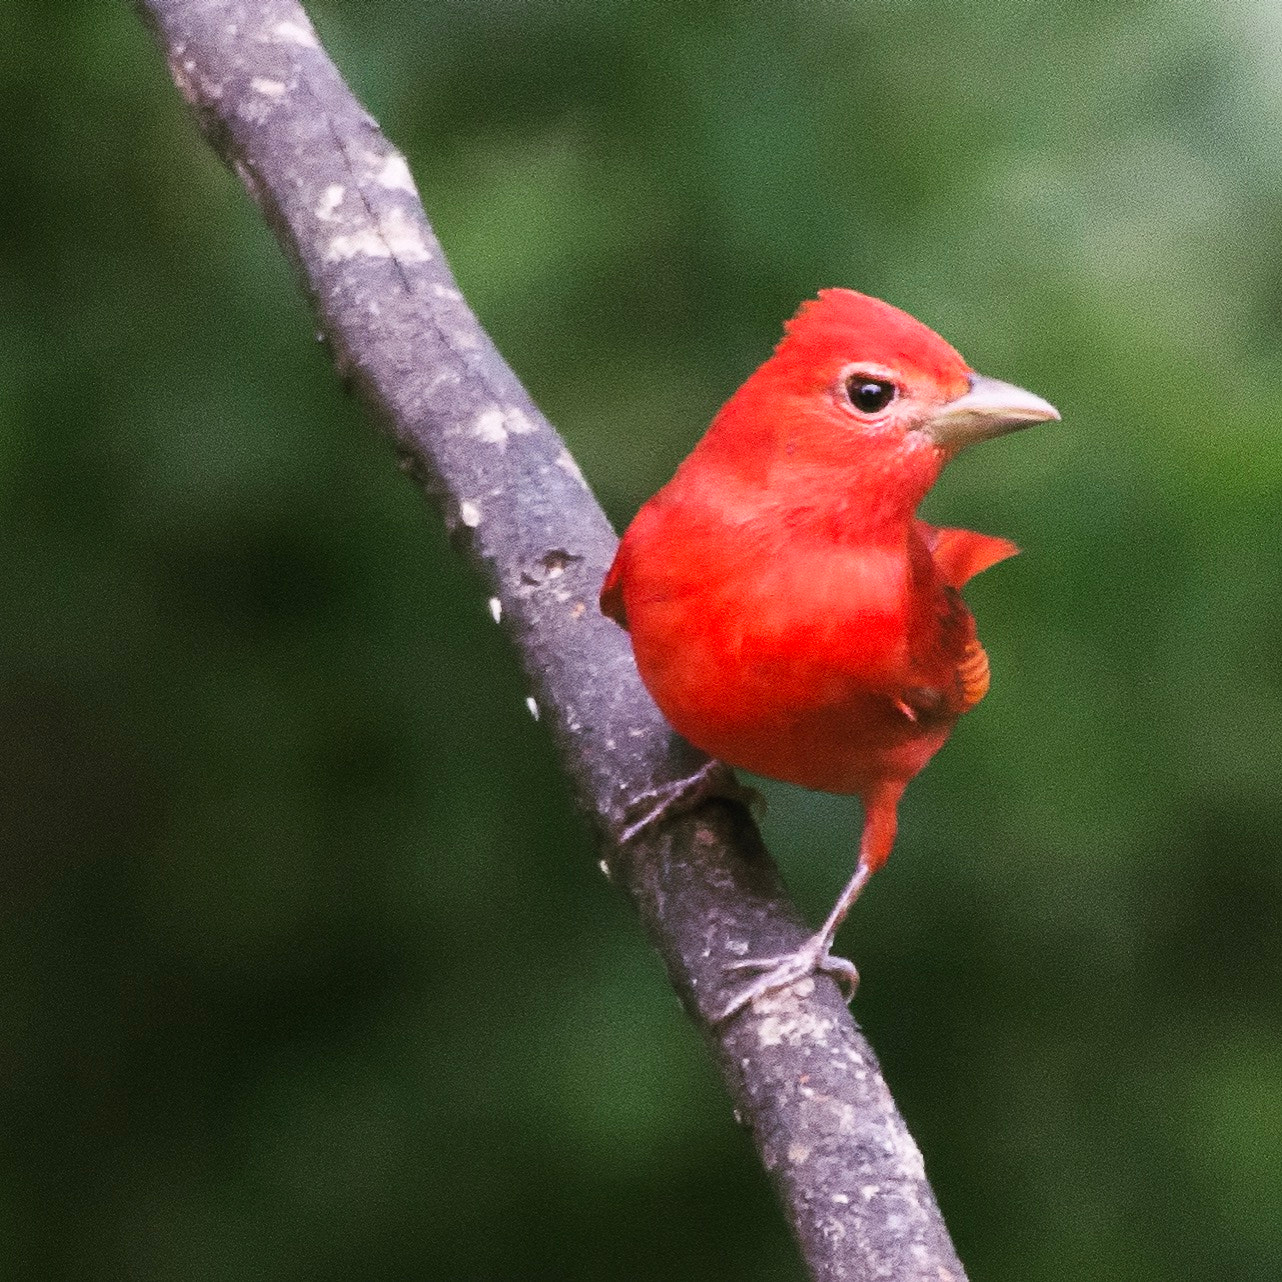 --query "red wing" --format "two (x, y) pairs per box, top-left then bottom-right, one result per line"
(899, 576), (992, 721)
(917, 521), (1019, 589)
(600, 545), (629, 630)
